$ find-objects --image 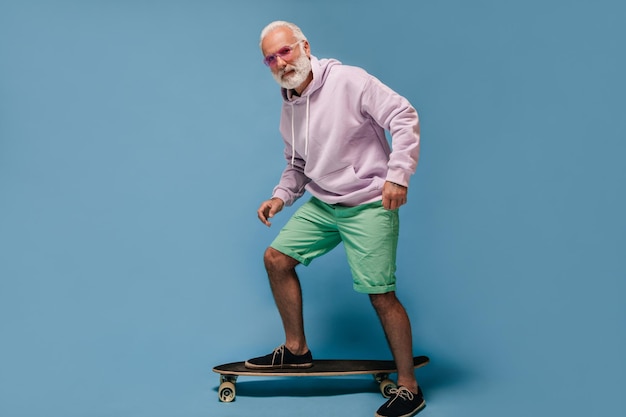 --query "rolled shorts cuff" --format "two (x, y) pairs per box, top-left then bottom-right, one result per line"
(353, 283), (397, 294)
